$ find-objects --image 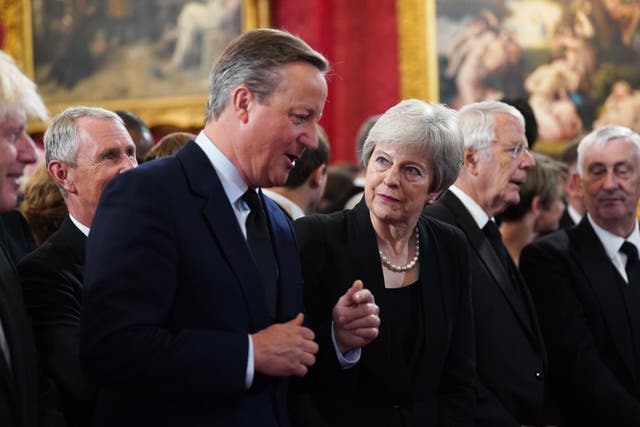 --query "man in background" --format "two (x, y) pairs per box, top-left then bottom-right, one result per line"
(424, 101), (555, 426)
(18, 106), (137, 427)
(521, 125), (640, 426)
